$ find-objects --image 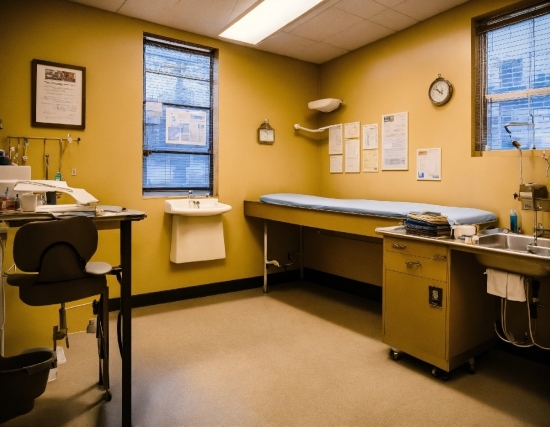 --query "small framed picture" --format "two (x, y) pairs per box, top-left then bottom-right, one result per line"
(32, 59), (86, 129)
